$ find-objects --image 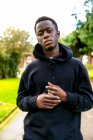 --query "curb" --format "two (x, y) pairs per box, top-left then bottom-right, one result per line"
(0, 107), (19, 130)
